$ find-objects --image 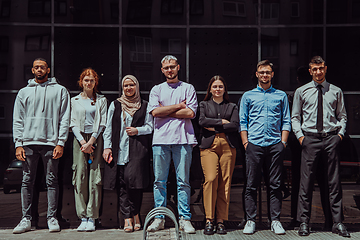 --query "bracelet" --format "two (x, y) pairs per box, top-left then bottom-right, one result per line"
(243, 141), (248, 146)
(281, 141), (288, 146)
